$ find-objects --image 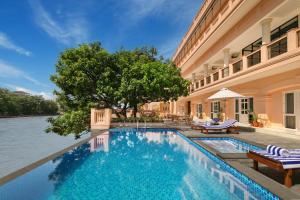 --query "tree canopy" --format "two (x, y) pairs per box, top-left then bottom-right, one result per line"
(47, 42), (189, 137)
(0, 88), (58, 117)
